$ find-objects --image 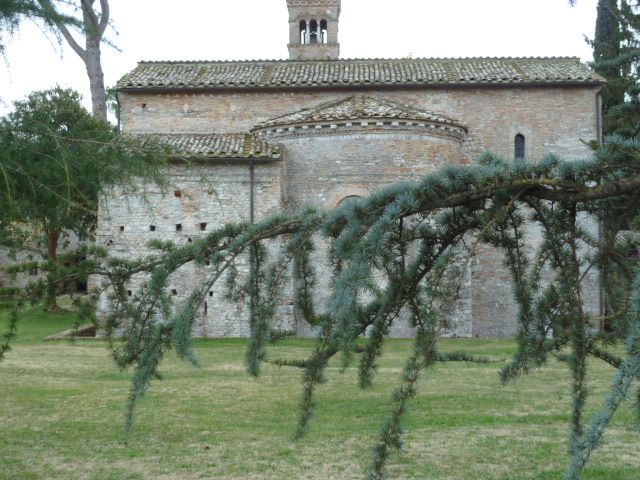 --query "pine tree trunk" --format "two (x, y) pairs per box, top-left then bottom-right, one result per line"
(84, 35), (107, 121)
(83, 2), (107, 122)
(44, 229), (61, 312)
(37, 0), (110, 122)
